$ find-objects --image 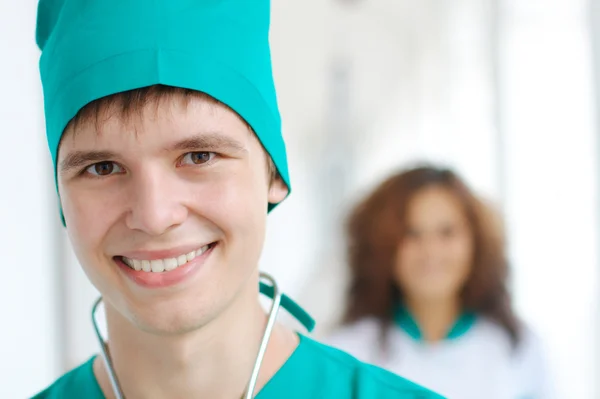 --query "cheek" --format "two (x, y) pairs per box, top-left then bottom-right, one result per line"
(192, 166), (268, 214)
(397, 240), (418, 265)
(59, 184), (121, 255)
(188, 166), (269, 247)
(450, 235), (474, 270)
(395, 243), (417, 280)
